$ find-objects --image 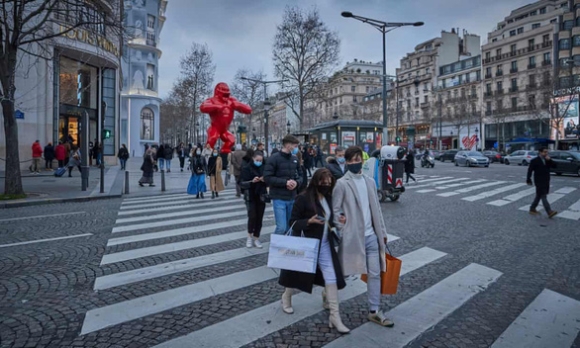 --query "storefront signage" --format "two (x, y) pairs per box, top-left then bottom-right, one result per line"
(59, 104), (97, 119)
(59, 25), (120, 57)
